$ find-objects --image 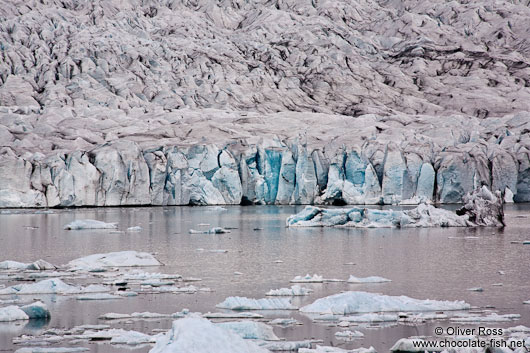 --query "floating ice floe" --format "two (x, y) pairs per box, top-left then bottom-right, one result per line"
(63, 219), (118, 230)
(467, 287), (484, 292)
(258, 340), (313, 351)
(290, 274), (323, 283)
(0, 259), (56, 271)
(127, 226), (142, 232)
(0, 278), (107, 295)
(99, 309), (190, 320)
(266, 285), (312, 296)
(269, 318), (300, 326)
(0, 301), (49, 321)
(450, 313), (520, 322)
(300, 291), (470, 315)
(216, 296), (297, 310)
(300, 345), (377, 353)
(189, 227), (230, 234)
(203, 312), (264, 319)
(76, 293), (121, 300)
(347, 276), (391, 283)
(67, 251), (161, 270)
(287, 186), (504, 228)
(339, 313), (400, 323)
(524, 300), (530, 304)
(217, 321), (279, 340)
(335, 330), (364, 340)
(15, 348), (89, 353)
(149, 317), (270, 353)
